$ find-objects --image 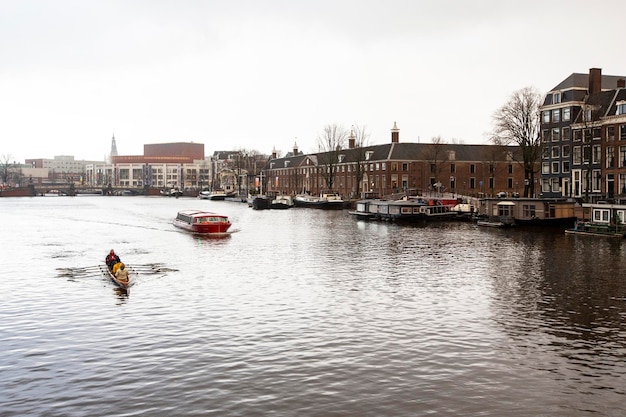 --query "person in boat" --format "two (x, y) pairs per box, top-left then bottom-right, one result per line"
(114, 263), (129, 283)
(105, 249), (120, 271)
